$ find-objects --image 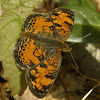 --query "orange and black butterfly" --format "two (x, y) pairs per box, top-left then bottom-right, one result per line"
(14, 8), (74, 98)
